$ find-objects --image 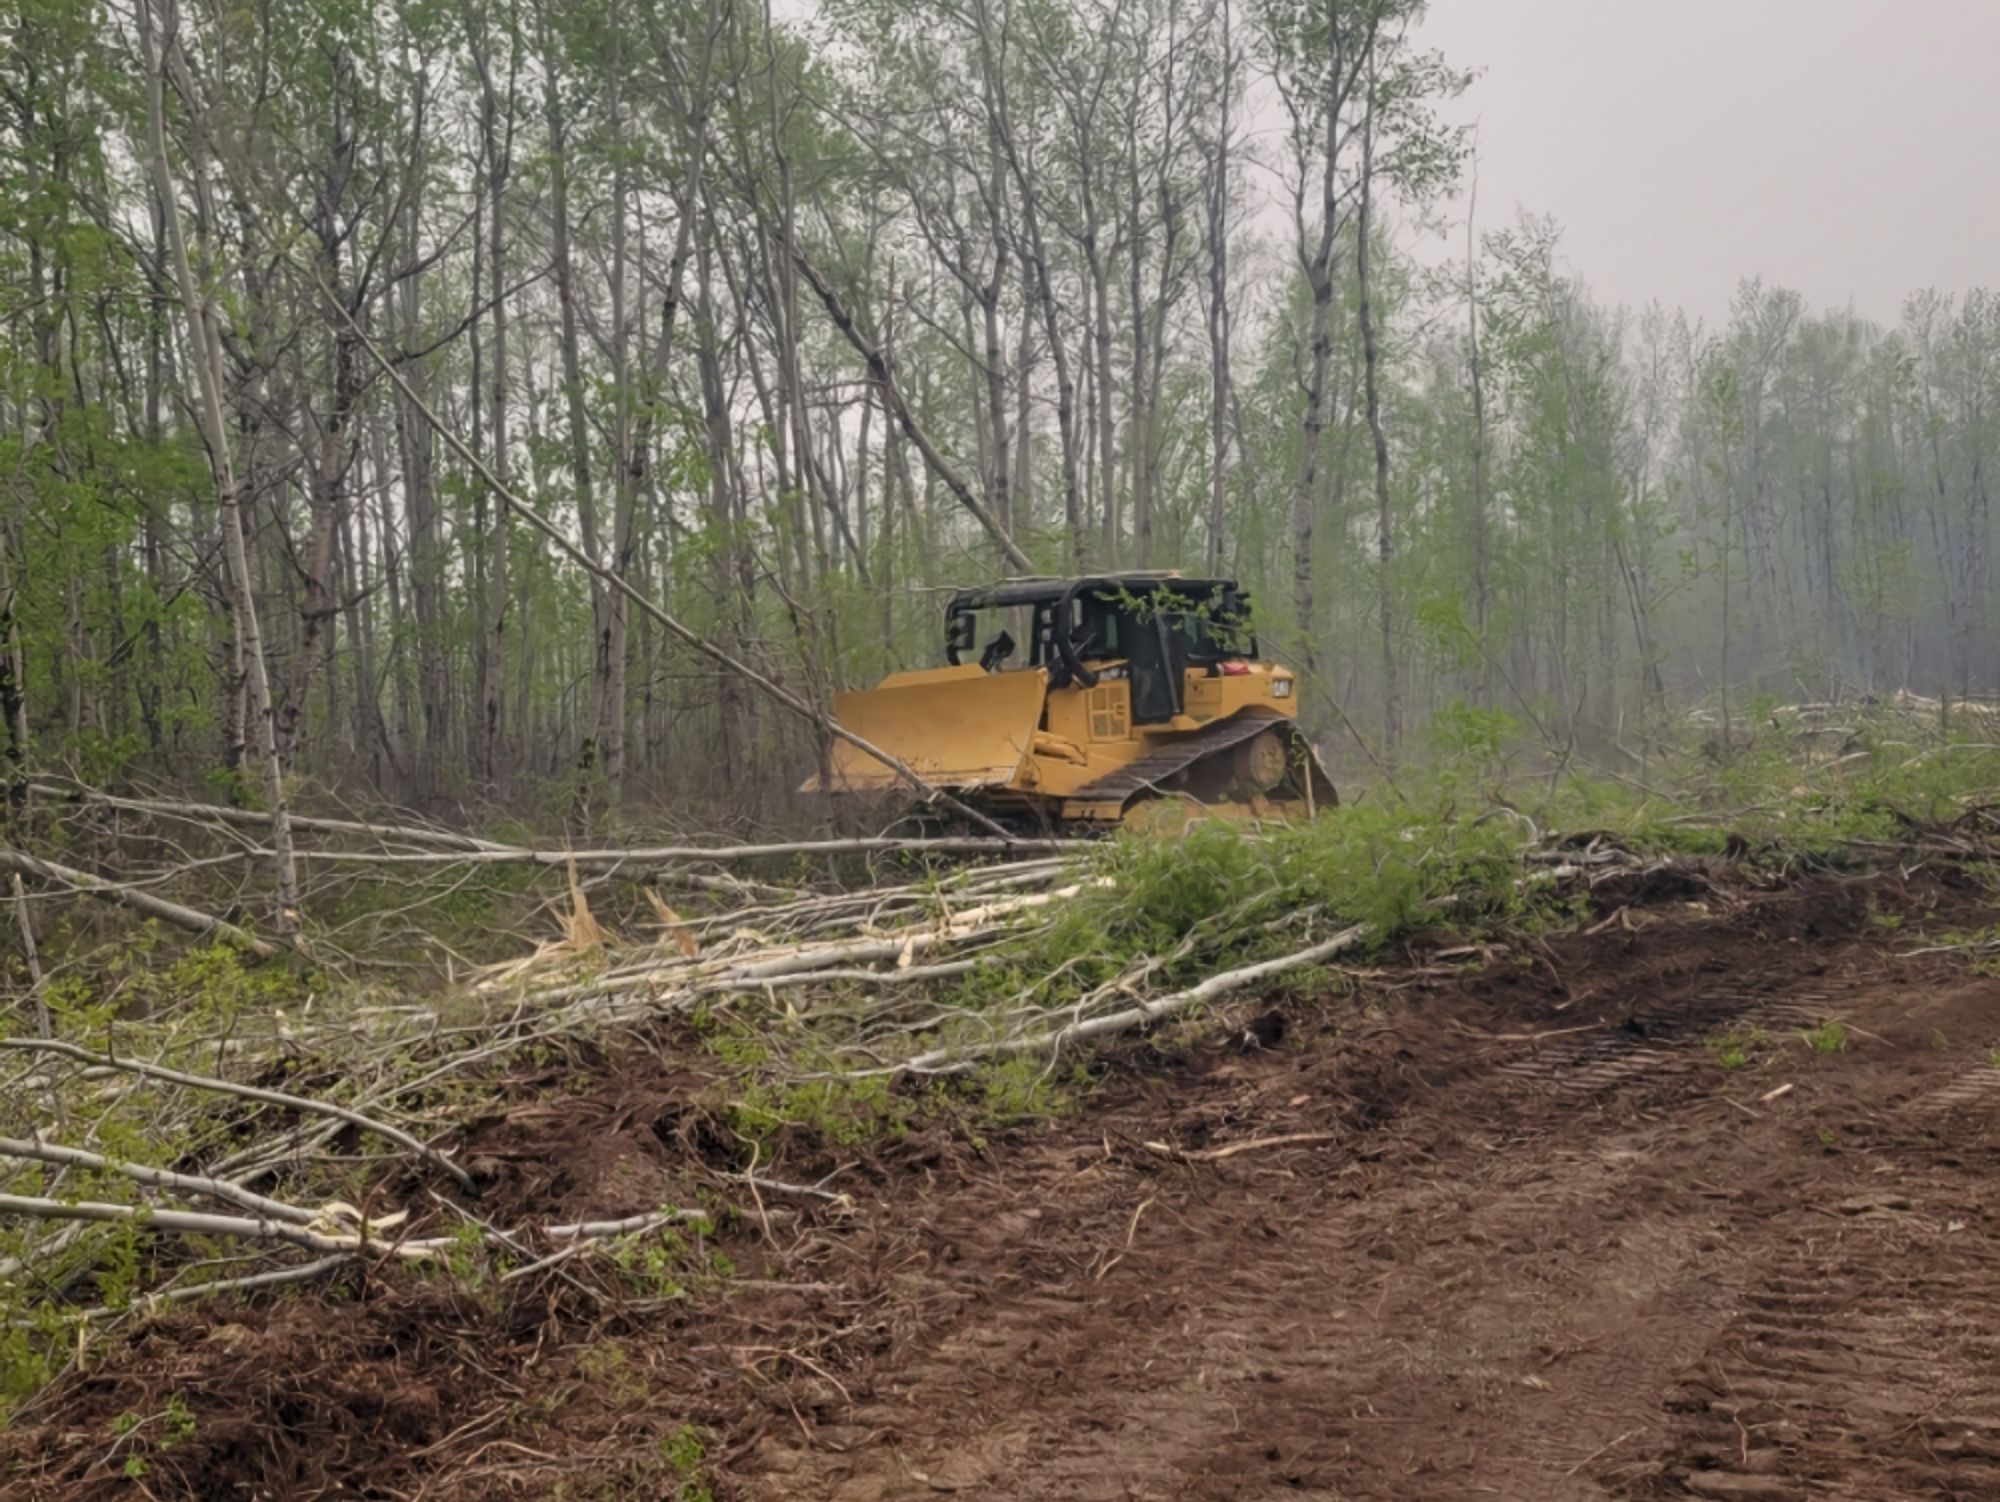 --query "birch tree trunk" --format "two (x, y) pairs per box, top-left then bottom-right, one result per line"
(465, 0), (516, 786)
(1356, 60), (1398, 763)
(138, 0), (300, 936)
(1203, 0), (1234, 573)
